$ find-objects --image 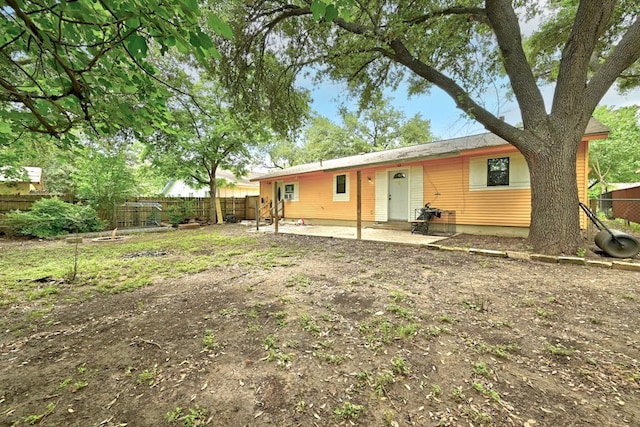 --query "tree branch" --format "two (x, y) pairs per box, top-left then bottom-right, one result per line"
(405, 6), (488, 26)
(551, 0), (616, 116)
(5, 0), (88, 104)
(0, 76), (65, 137)
(328, 14), (525, 148)
(382, 37), (528, 151)
(584, 16), (640, 113)
(485, 0), (546, 129)
(263, 5), (311, 33)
